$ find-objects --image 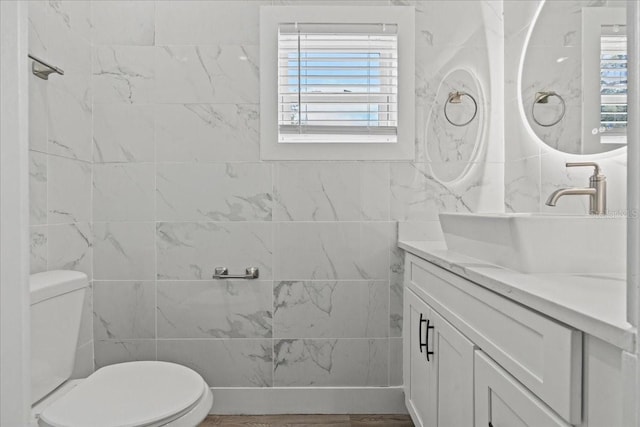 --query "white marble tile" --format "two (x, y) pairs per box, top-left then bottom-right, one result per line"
(157, 339), (273, 387)
(273, 163), (360, 222)
(397, 221), (444, 241)
(390, 162), (502, 221)
(599, 155), (628, 214)
(274, 222), (392, 281)
(157, 281), (272, 339)
(30, 226), (48, 275)
(93, 46), (155, 104)
(505, 157), (541, 213)
(274, 163), (389, 222)
(388, 337), (403, 386)
(273, 281), (389, 338)
(29, 0), (49, 58)
(155, 104), (259, 162)
(29, 76), (48, 153)
(93, 104), (155, 163)
(93, 222), (156, 280)
(361, 163), (391, 221)
(47, 156), (91, 224)
(71, 341), (94, 379)
(273, 339), (388, 387)
(92, 1), (155, 46)
(156, 222), (273, 280)
(29, 151), (47, 225)
(93, 281), (156, 340)
(93, 163), (155, 221)
(412, 0), (490, 49)
(155, 1), (261, 45)
(504, 102), (541, 162)
(390, 244), (404, 338)
(47, 74), (93, 162)
(77, 283), (93, 346)
(47, 0), (92, 43)
(154, 45), (259, 104)
(94, 339), (156, 369)
(46, 10), (92, 75)
(47, 222), (92, 277)
(156, 163), (272, 222)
